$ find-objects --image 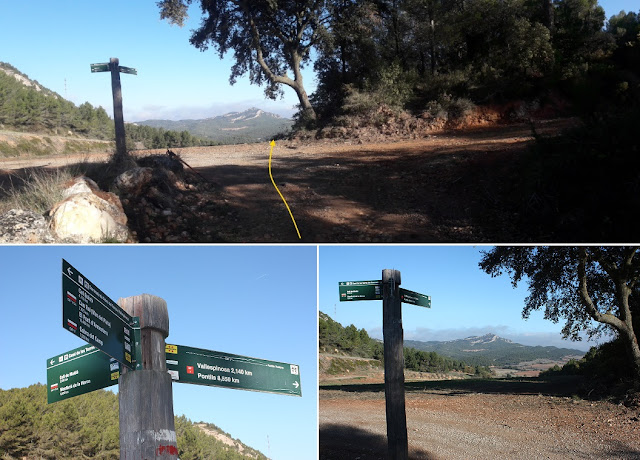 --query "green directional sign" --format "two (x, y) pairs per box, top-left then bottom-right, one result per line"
(46, 344), (120, 404)
(339, 280), (382, 301)
(399, 288), (431, 308)
(165, 344), (302, 397)
(118, 66), (137, 75)
(90, 63), (110, 73)
(62, 259), (134, 369)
